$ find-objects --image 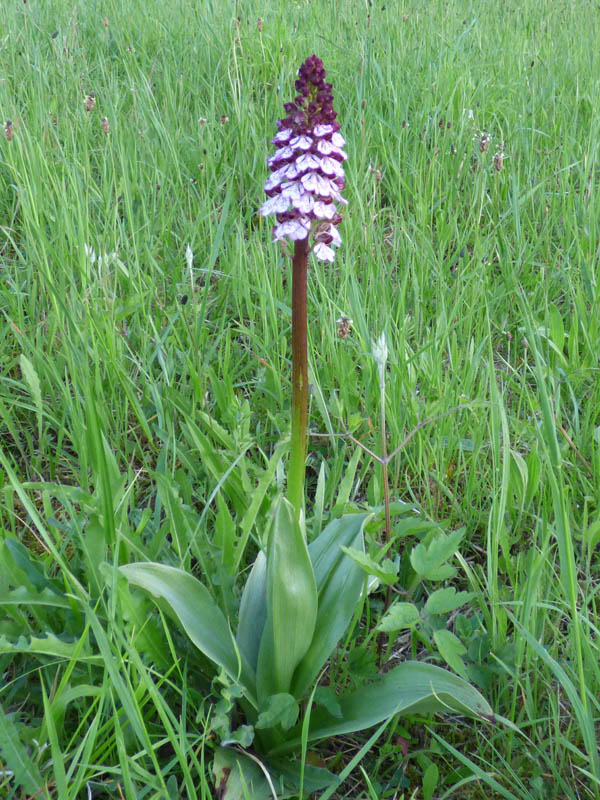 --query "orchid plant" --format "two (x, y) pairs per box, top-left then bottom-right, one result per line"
(120, 56), (492, 798)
